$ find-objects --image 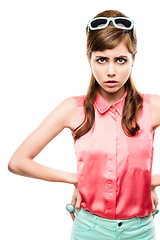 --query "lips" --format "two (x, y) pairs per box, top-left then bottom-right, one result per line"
(106, 80), (118, 83)
(104, 80), (118, 87)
